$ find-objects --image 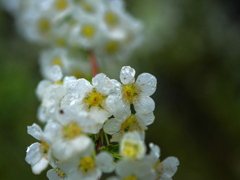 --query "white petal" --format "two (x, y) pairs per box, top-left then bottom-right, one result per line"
(37, 106), (48, 123)
(111, 132), (124, 142)
(27, 123), (43, 140)
(136, 73), (157, 96)
(106, 90), (131, 119)
(48, 65), (63, 82)
(161, 157), (179, 178)
(120, 66), (135, 84)
(52, 136), (91, 161)
(32, 157), (49, 174)
(89, 107), (111, 124)
(103, 118), (123, 135)
(25, 143), (42, 165)
(149, 143), (161, 159)
(96, 152), (114, 173)
(135, 161), (156, 180)
(135, 112), (155, 126)
(134, 96), (155, 114)
(93, 73), (114, 94)
(63, 76), (77, 89)
(47, 169), (61, 180)
(71, 78), (92, 97)
(36, 80), (51, 100)
(43, 121), (61, 141)
(116, 160), (134, 177)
